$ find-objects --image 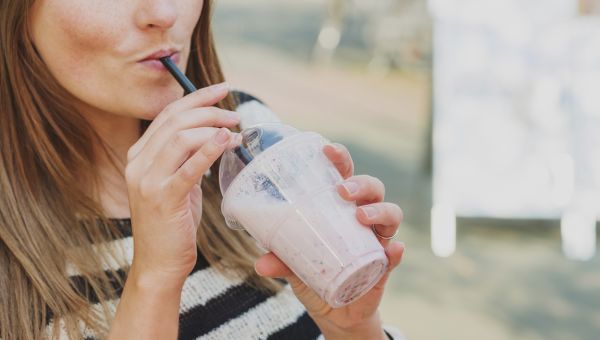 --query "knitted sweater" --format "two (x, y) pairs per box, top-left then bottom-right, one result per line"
(44, 94), (401, 339)
(61, 218), (322, 340)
